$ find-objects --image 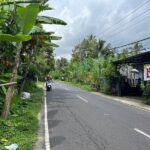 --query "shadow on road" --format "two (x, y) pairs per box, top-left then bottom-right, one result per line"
(48, 120), (62, 129)
(50, 136), (66, 148)
(47, 110), (58, 119)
